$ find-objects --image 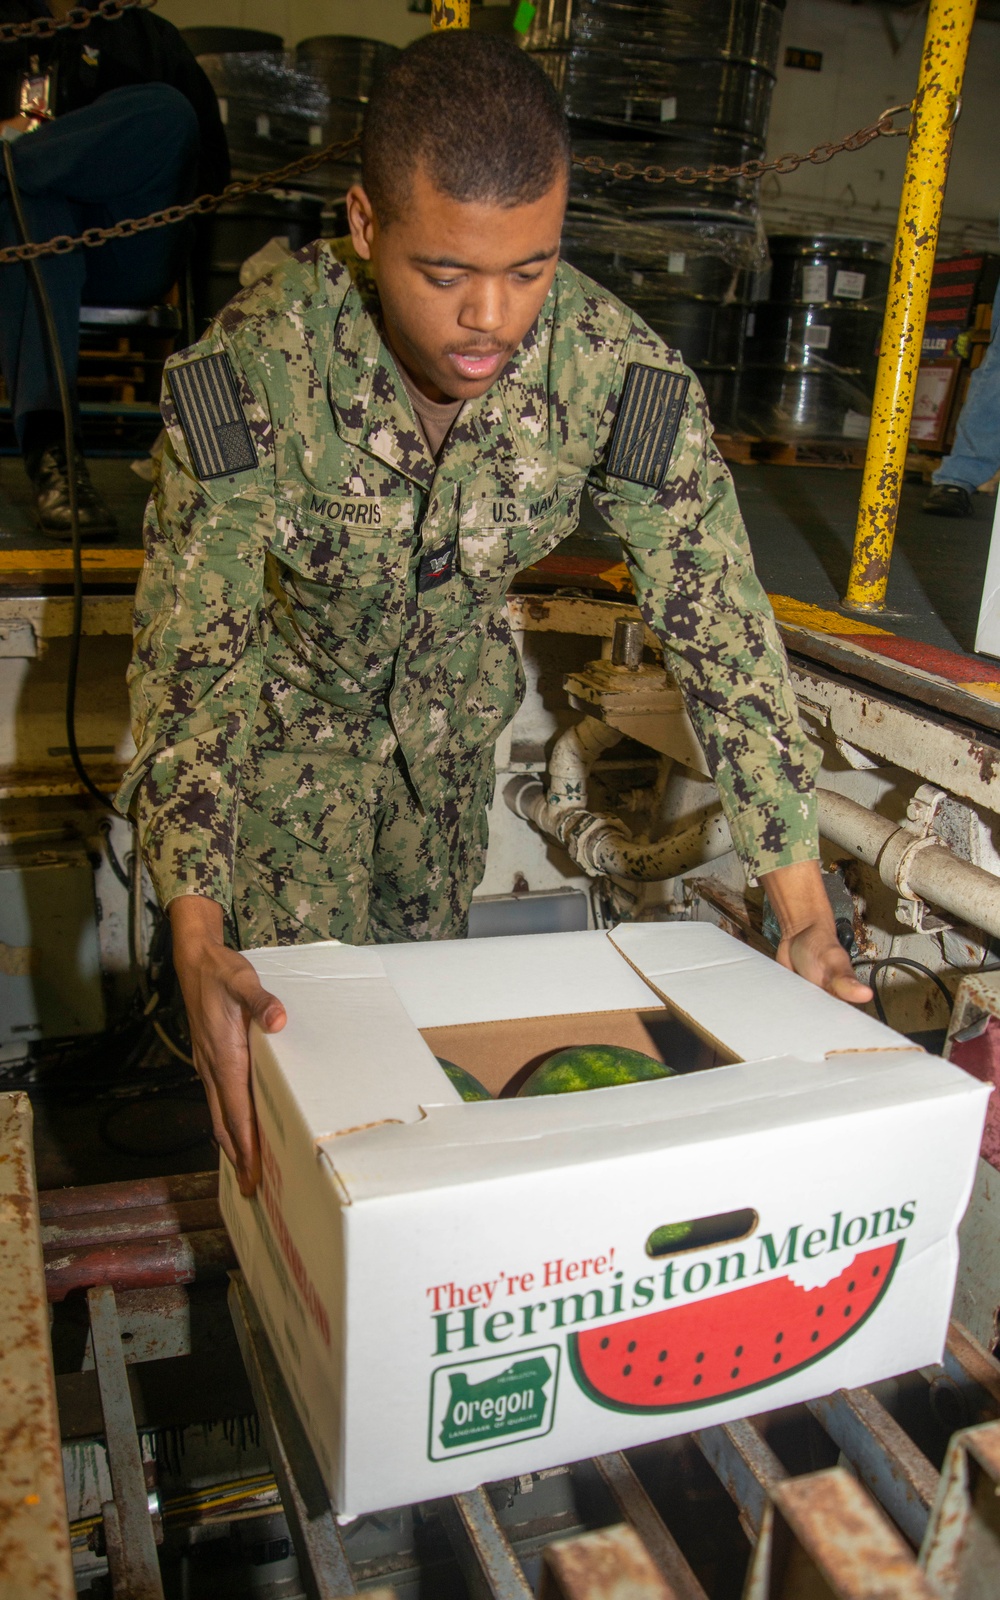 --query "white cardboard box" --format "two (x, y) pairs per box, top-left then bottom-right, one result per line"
(219, 924), (990, 1518)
